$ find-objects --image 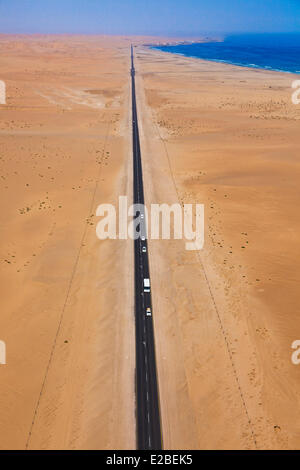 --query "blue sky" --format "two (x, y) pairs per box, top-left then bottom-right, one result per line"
(0, 0), (299, 35)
